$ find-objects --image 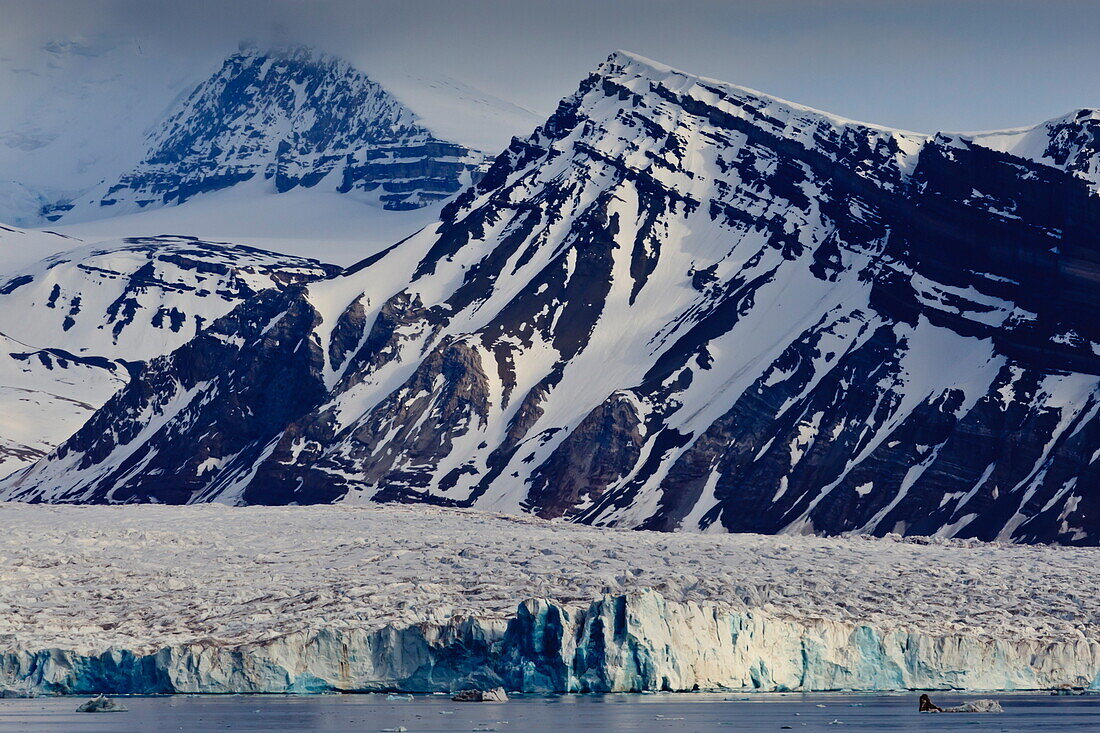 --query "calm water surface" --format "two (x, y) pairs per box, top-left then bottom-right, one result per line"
(1, 692), (1097, 732)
